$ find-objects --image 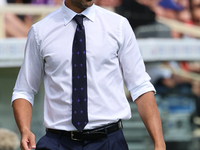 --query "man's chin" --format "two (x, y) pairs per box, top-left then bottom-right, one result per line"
(85, 1), (94, 7)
